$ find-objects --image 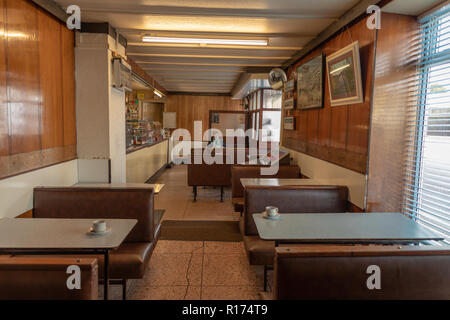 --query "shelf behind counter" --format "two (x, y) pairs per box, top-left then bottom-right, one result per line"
(126, 138), (169, 183)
